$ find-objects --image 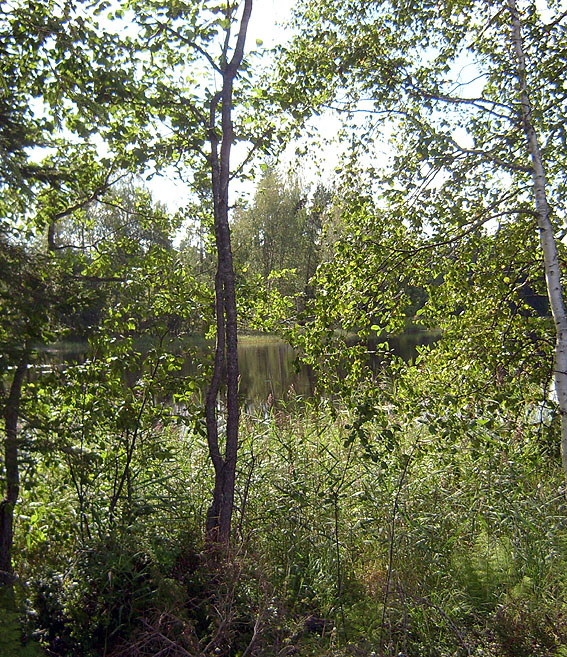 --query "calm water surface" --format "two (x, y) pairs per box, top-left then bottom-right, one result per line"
(237, 331), (438, 406)
(41, 331), (439, 407)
